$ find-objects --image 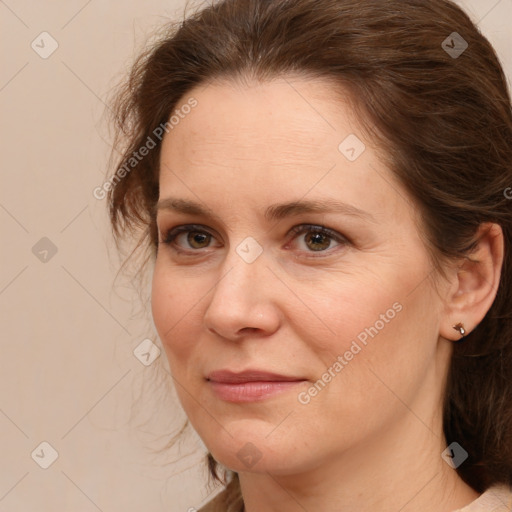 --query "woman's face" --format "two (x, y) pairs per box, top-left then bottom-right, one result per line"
(152, 76), (452, 475)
